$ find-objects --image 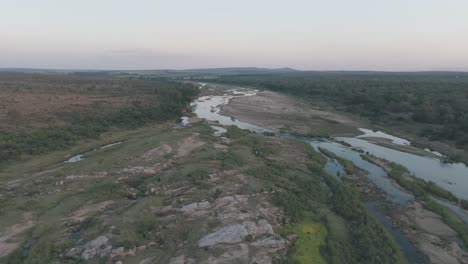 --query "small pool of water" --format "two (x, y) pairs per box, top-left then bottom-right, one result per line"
(64, 141), (124, 163)
(65, 154), (85, 163)
(210, 126), (227, 137)
(357, 128), (411, 146)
